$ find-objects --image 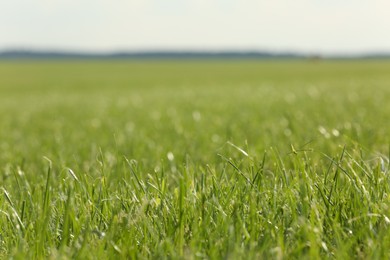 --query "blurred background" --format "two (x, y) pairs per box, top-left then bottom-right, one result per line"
(0, 0), (389, 167)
